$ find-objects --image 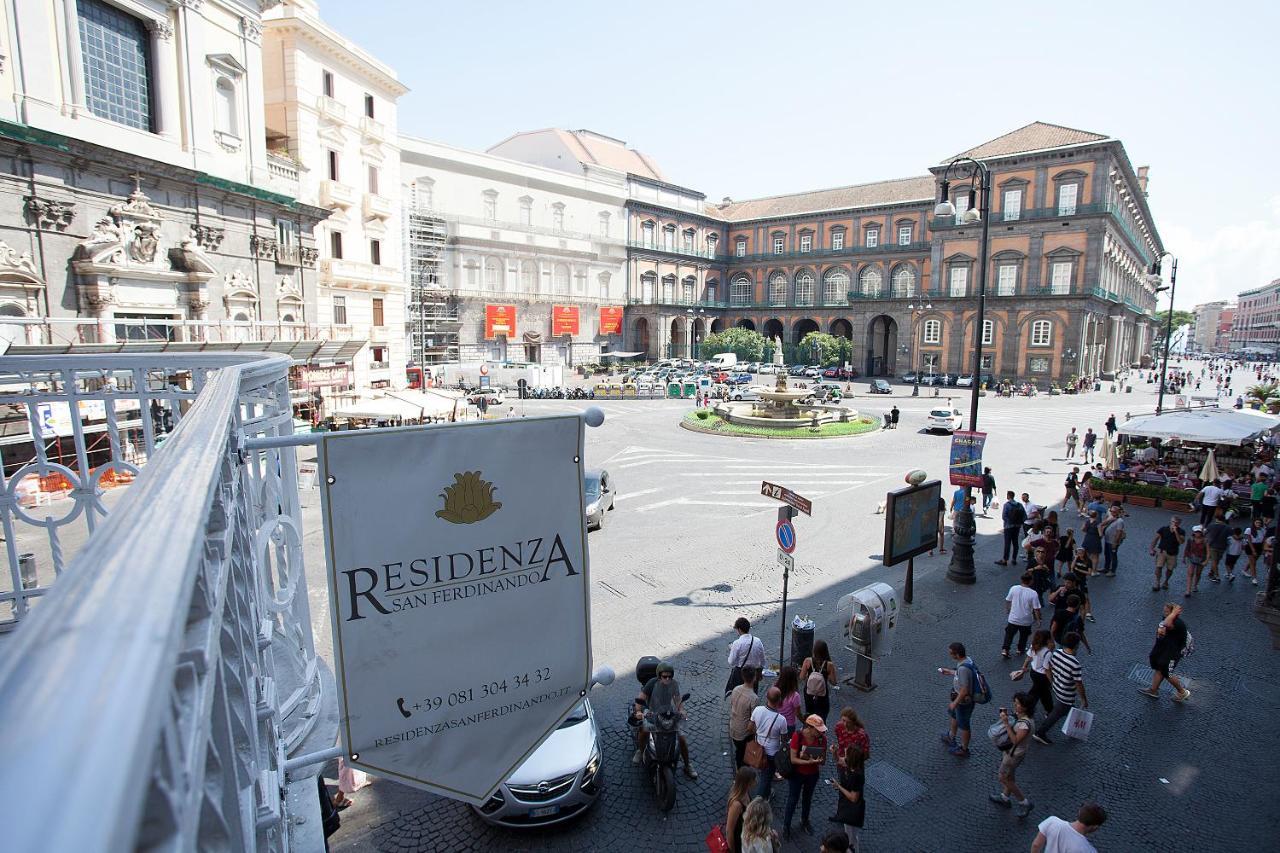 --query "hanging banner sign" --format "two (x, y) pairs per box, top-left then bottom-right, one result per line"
(552, 305), (580, 337)
(599, 306), (624, 336)
(948, 430), (987, 487)
(321, 416), (592, 805)
(485, 304), (517, 339)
